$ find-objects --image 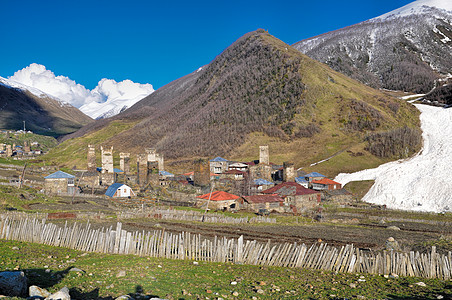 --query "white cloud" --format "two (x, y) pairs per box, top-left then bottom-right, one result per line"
(9, 63), (154, 118)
